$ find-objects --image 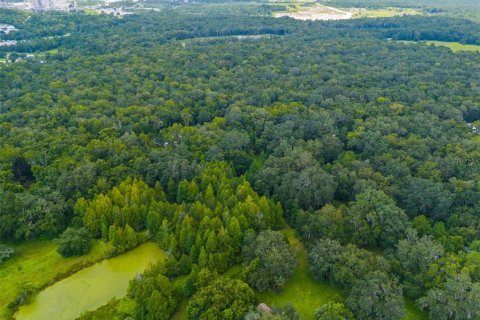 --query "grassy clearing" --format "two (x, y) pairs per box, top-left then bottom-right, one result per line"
(405, 299), (429, 320)
(262, 229), (428, 320)
(425, 41), (480, 52)
(0, 240), (111, 319)
(351, 7), (420, 18)
(258, 228), (343, 320)
(401, 40), (480, 52)
(172, 301), (188, 320)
